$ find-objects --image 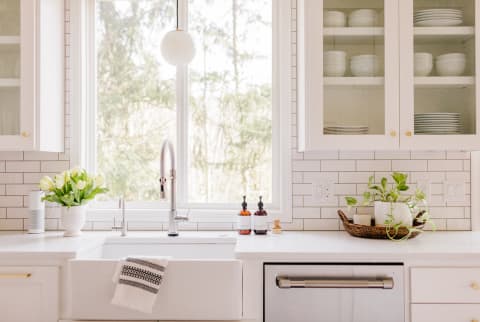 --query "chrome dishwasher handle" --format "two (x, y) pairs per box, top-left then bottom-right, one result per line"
(276, 276), (394, 289)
